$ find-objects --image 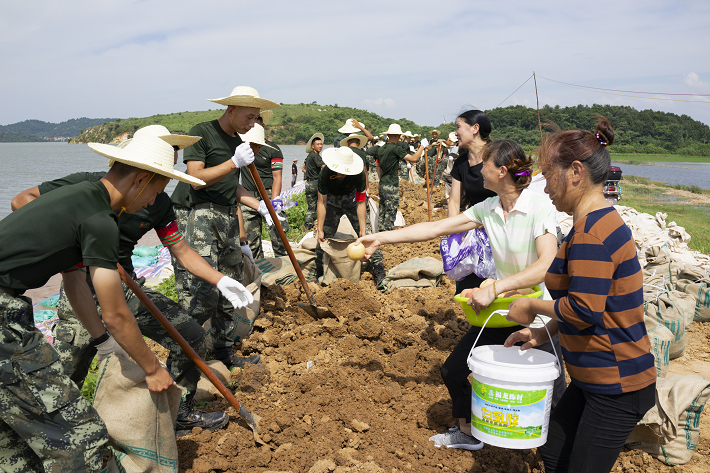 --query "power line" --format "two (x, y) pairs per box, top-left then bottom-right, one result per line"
(496, 73), (535, 108)
(537, 76), (710, 97)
